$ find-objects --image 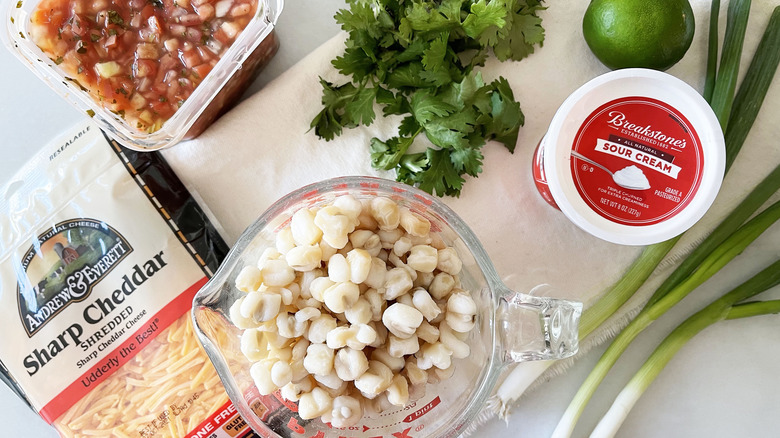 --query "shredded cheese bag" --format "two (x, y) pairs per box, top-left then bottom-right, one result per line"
(0, 121), (260, 438)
